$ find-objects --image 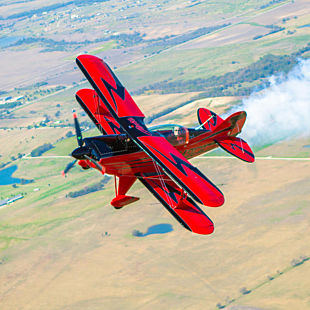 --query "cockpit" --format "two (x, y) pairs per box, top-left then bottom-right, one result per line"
(149, 124), (190, 146)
